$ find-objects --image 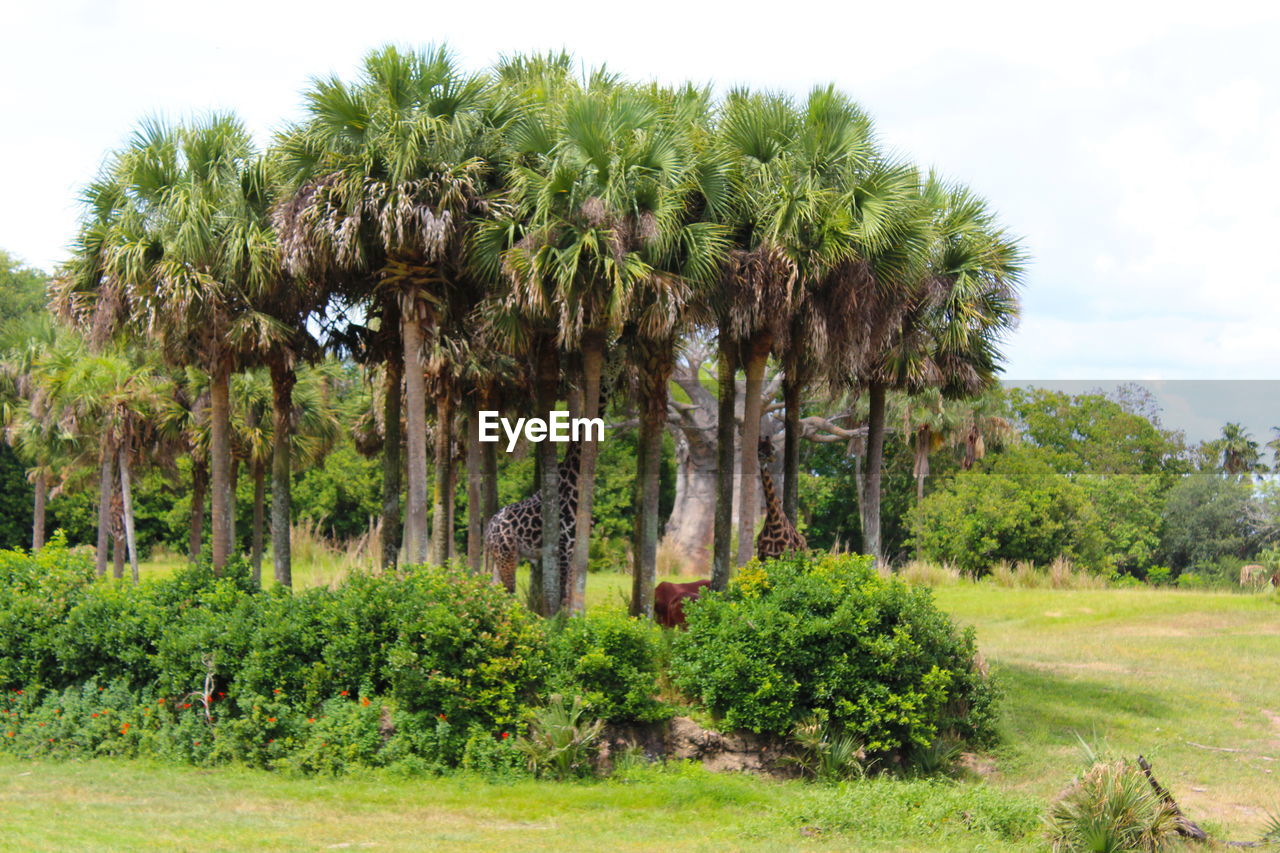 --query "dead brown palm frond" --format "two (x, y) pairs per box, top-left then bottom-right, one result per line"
(721, 243), (797, 340)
